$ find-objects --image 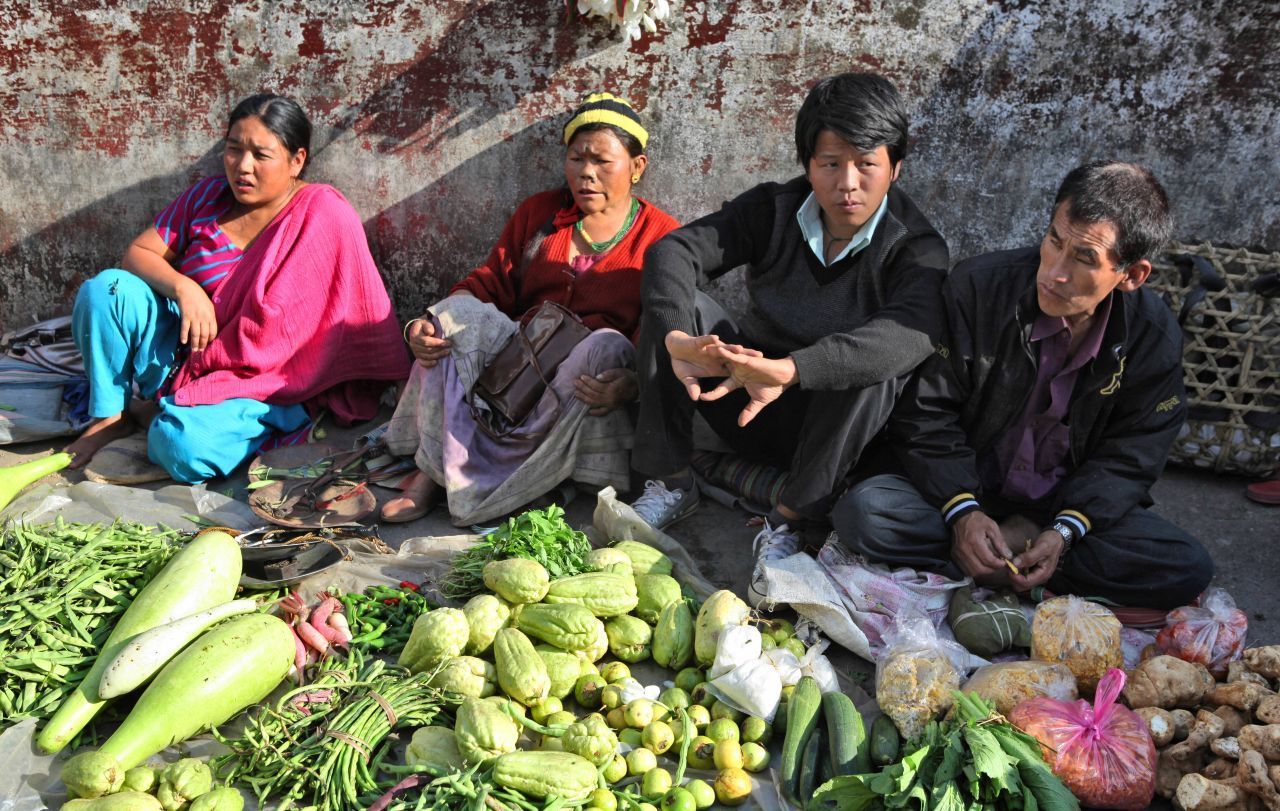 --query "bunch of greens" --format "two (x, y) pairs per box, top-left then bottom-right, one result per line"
(441, 505), (591, 600)
(810, 692), (1079, 811)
